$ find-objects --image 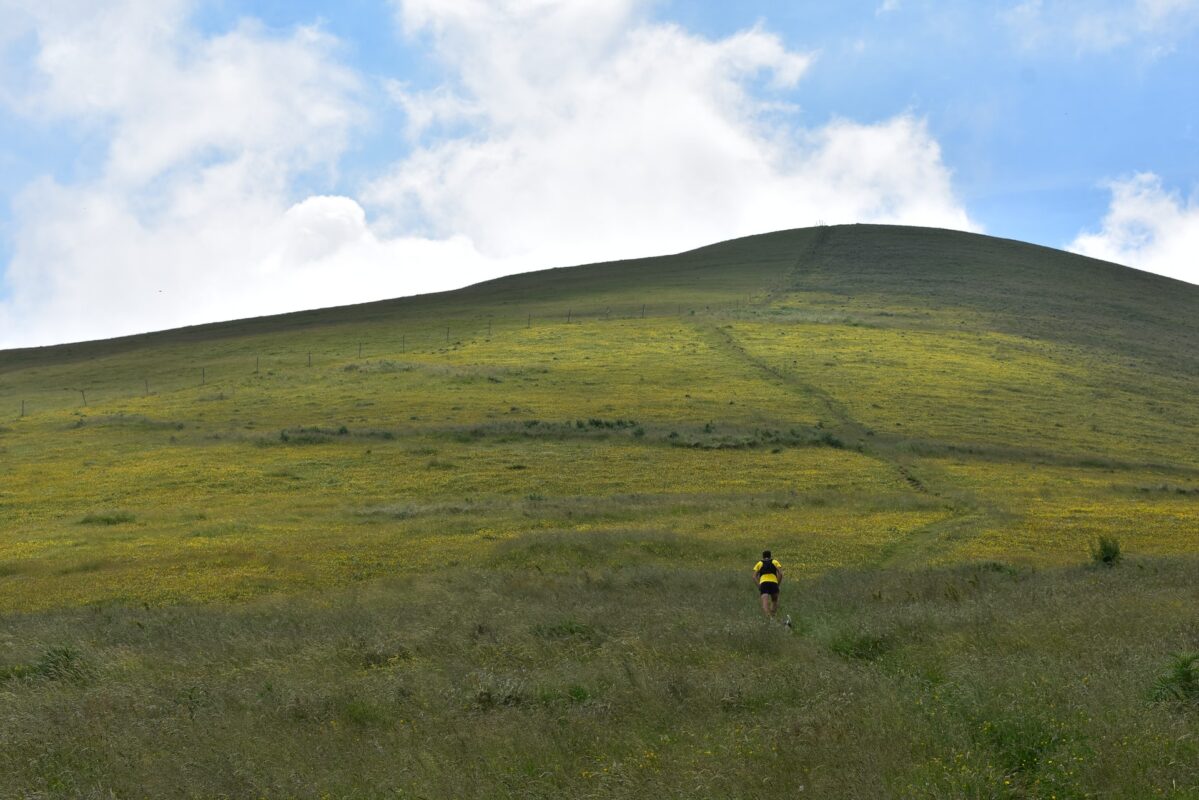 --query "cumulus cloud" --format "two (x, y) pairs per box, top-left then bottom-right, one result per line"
(0, 1), (490, 347)
(1, 0), (977, 347)
(1002, 0), (1199, 55)
(371, 0), (975, 268)
(1069, 173), (1199, 284)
